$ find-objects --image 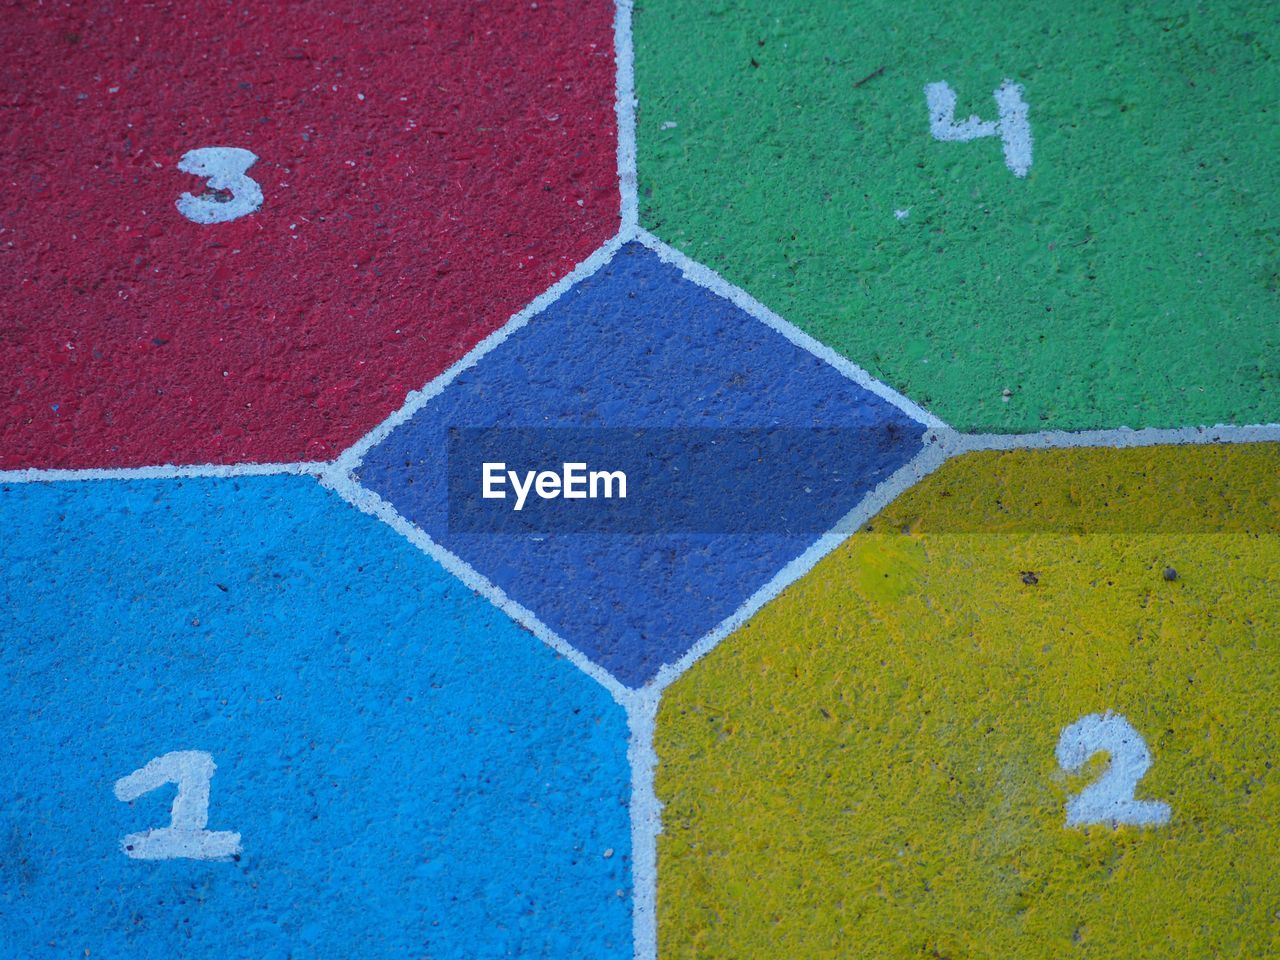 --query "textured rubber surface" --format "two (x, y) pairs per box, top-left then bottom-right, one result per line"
(656, 443), (1280, 959)
(356, 241), (926, 687)
(634, 0), (1280, 432)
(1, 0), (618, 469)
(0, 476), (630, 959)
